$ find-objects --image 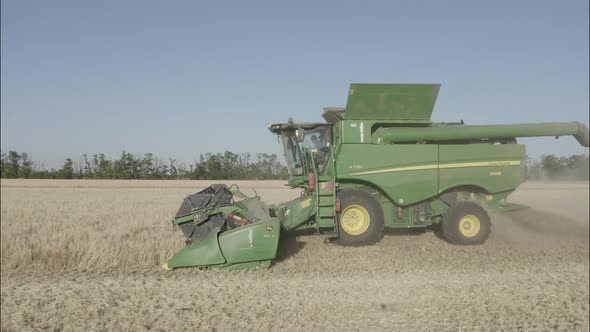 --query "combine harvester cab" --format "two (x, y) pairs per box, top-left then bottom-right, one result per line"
(164, 84), (589, 270)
